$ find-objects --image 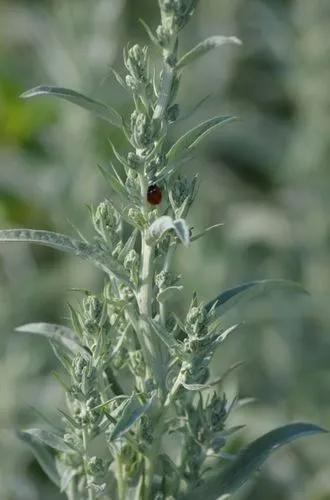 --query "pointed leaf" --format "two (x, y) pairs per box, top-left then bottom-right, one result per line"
(147, 318), (187, 360)
(176, 36), (242, 70)
(0, 229), (130, 284)
(18, 430), (60, 486)
(191, 223), (224, 242)
(20, 428), (74, 453)
(16, 323), (88, 357)
(110, 393), (155, 442)
(139, 19), (160, 47)
(181, 423), (326, 500)
(167, 116), (236, 164)
(206, 279), (307, 319)
(21, 85), (122, 127)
